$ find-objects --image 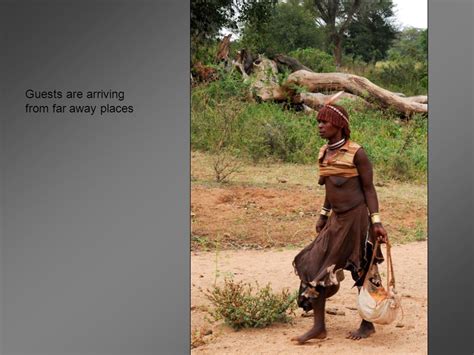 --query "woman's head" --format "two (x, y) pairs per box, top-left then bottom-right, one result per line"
(316, 104), (351, 139)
